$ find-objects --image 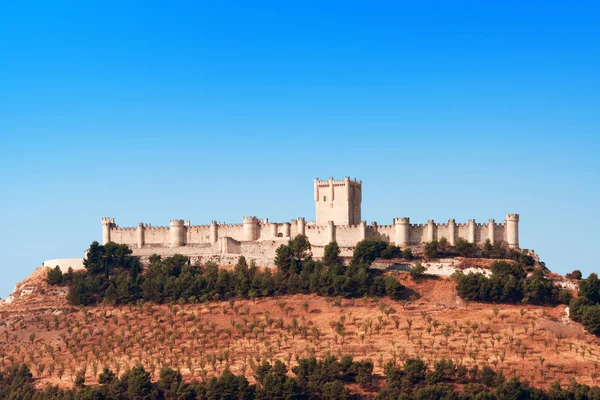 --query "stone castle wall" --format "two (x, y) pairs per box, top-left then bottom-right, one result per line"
(98, 177), (519, 267)
(102, 215), (519, 267)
